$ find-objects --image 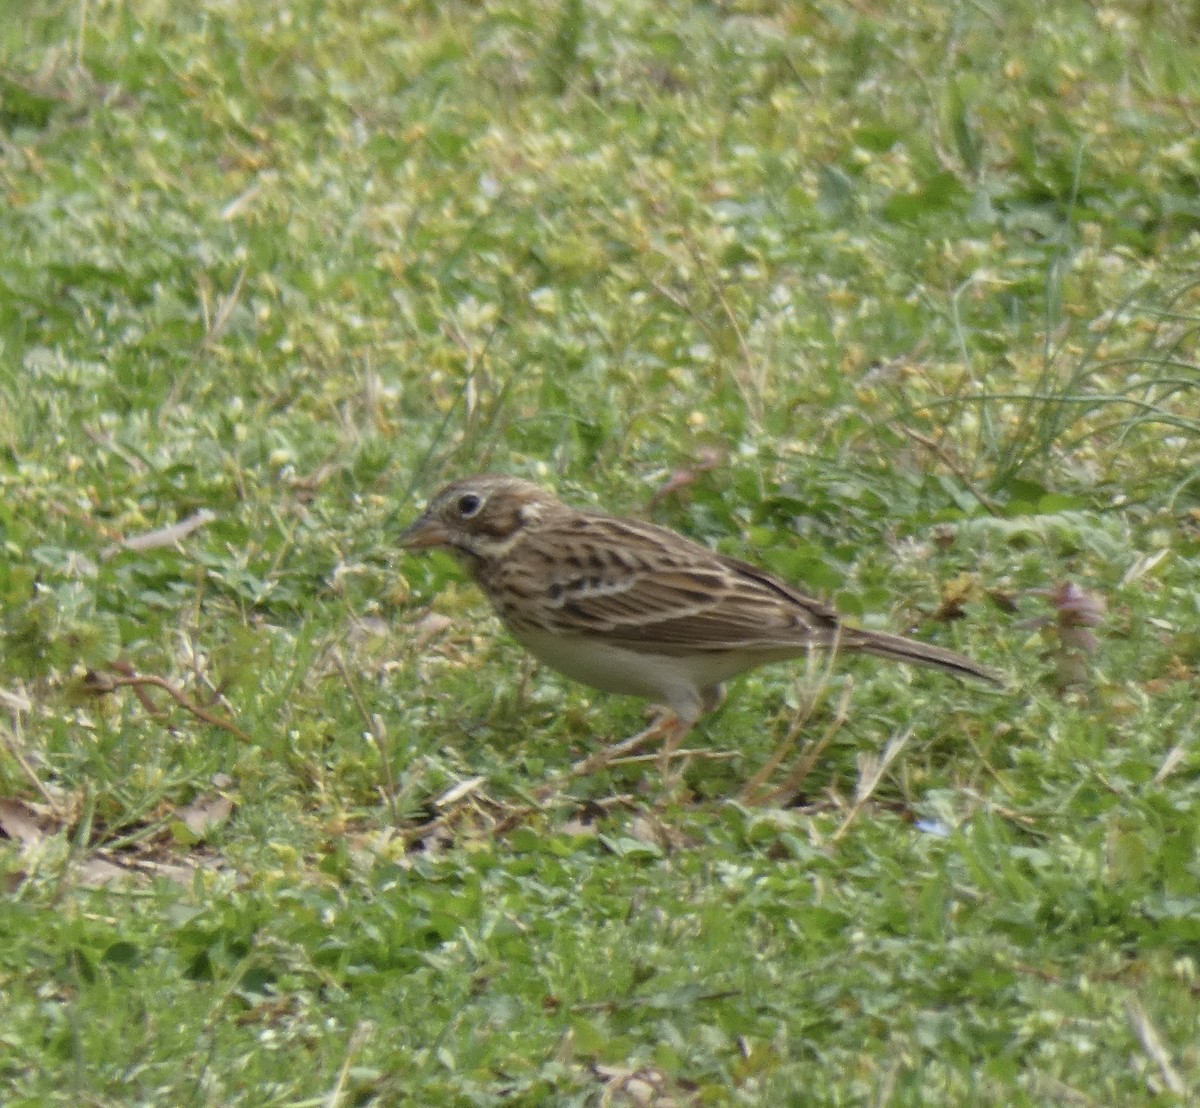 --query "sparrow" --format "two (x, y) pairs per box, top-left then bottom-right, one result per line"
(399, 474), (1001, 772)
